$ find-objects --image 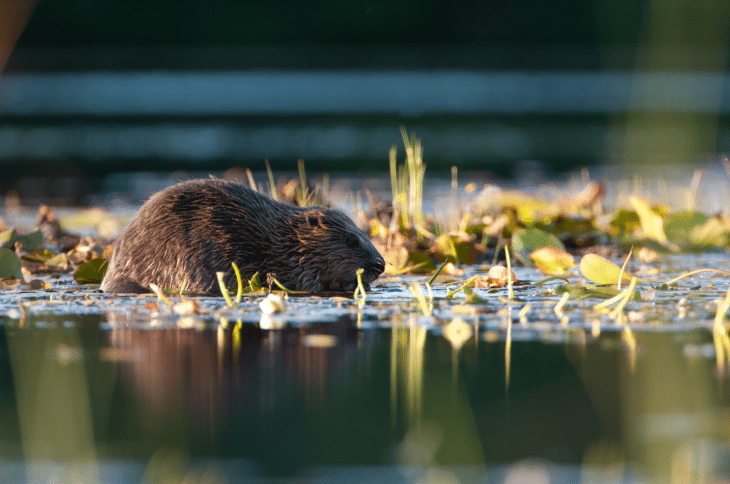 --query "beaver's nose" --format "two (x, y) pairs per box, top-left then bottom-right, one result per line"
(372, 258), (385, 275)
